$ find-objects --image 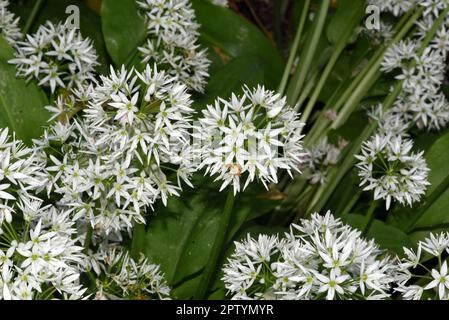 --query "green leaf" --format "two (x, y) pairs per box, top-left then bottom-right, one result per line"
(140, 178), (278, 299)
(0, 37), (49, 143)
(190, 0), (284, 100)
(343, 214), (413, 255)
(326, 0), (365, 45)
(192, 56), (265, 107)
(101, 0), (146, 66)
